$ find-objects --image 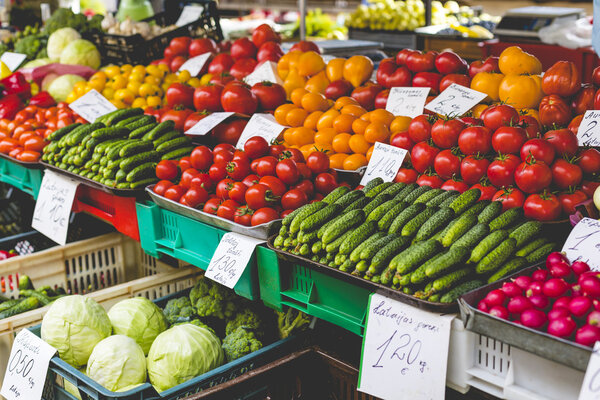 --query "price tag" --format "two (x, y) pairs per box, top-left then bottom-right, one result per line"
(178, 53), (211, 77)
(185, 112), (234, 136)
(205, 232), (265, 288)
(425, 83), (487, 117)
(579, 342), (600, 399)
(562, 218), (600, 271)
(0, 52), (27, 72)
(386, 87), (430, 118)
(577, 110), (600, 147)
(359, 142), (407, 186)
(175, 4), (204, 26)
(236, 113), (286, 149)
(244, 61), (283, 87)
(0, 329), (57, 400)
(358, 293), (454, 400)
(32, 170), (78, 246)
(69, 89), (117, 123)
